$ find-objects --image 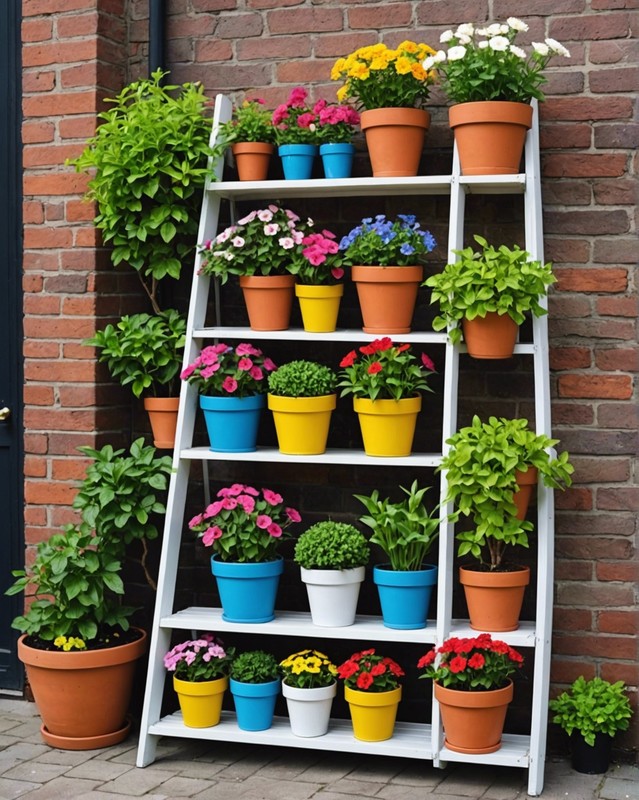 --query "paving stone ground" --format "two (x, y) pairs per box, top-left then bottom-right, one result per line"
(0, 699), (636, 800)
